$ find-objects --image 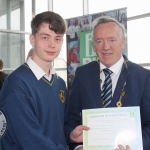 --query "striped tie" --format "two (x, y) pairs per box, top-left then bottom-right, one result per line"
(101, 68), (113, 108)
